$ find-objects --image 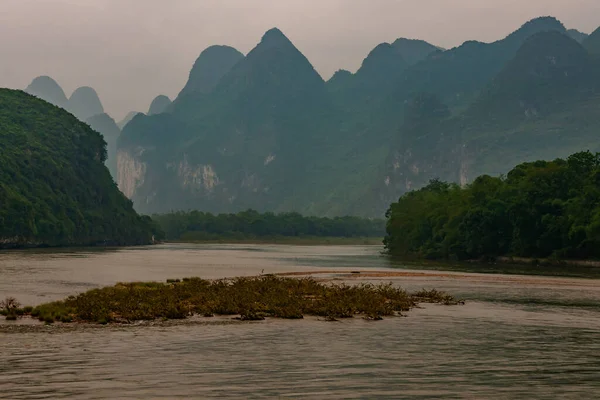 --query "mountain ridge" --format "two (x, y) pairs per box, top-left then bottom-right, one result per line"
(117, 18), (600, 218)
